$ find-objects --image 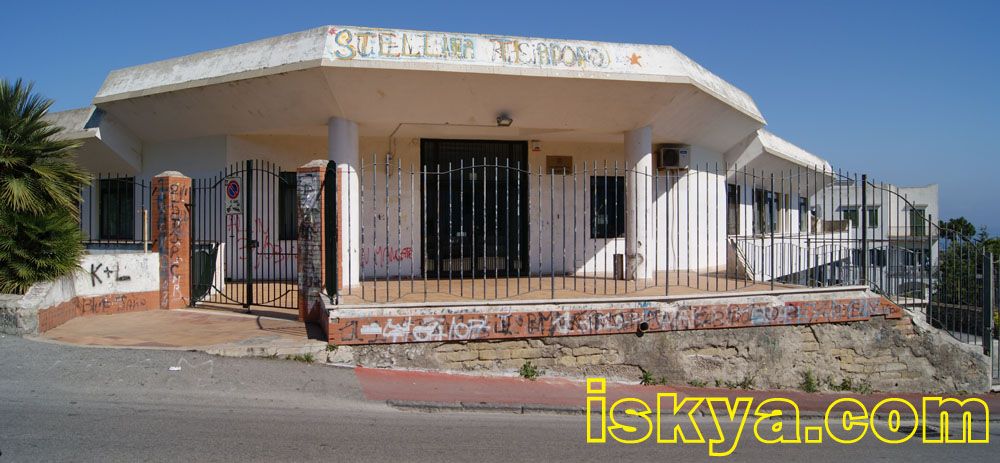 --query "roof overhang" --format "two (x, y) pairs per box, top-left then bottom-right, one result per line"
(89, 25), (766, 153)
(44, 107), (142, 174)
